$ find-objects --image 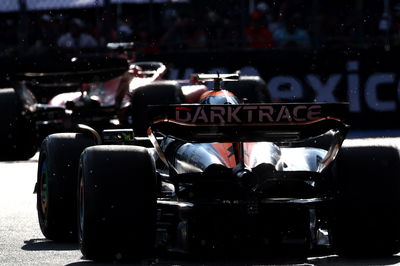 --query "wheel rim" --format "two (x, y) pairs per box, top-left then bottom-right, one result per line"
(39, 158), (49, 220)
